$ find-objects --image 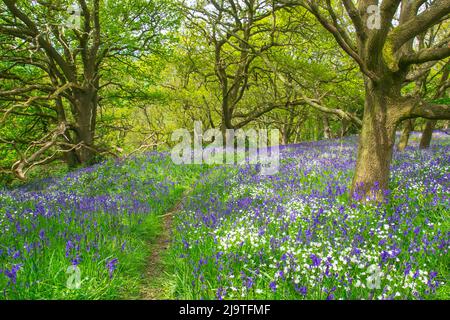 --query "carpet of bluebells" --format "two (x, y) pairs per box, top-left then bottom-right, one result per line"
(0, 153), (203, 299)
(1, 132), (448, 300)
(170, 132), (449, 300)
